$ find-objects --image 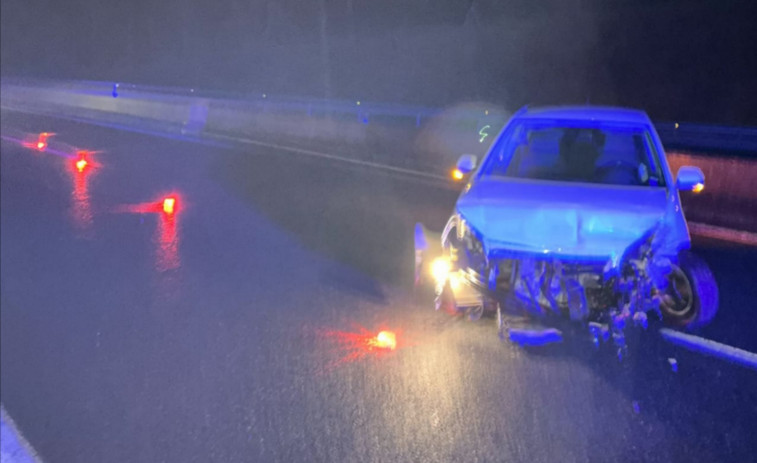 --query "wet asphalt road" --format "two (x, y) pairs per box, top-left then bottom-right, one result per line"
(1, 111), (756, 463)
